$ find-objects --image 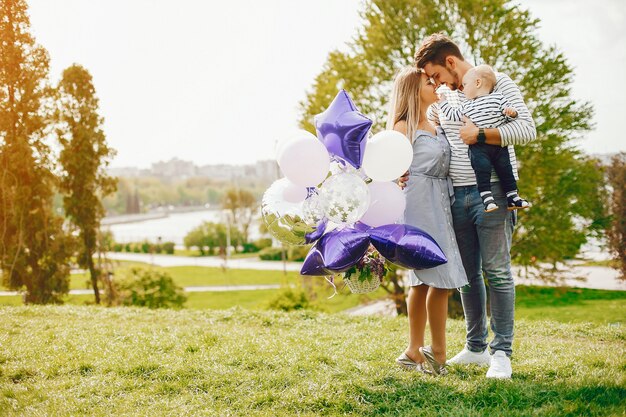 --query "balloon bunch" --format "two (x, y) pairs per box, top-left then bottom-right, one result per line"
(262, 90), (447, 278)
